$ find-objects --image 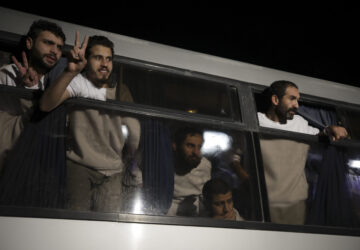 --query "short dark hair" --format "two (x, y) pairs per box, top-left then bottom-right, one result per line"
(262, 80), (298, 110)
(26, 19), (66, 43)
(85, 35), (114, 59)
(174, 126), (204, 147)
(269, 80), (298, 99)
(202, 178), (231, 205)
